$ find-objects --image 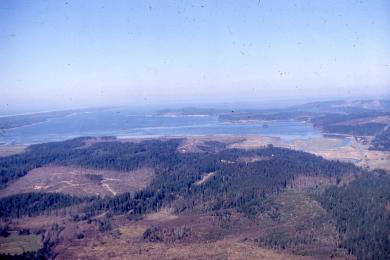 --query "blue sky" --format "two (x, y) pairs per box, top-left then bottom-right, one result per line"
(0, 0), (389, 111)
